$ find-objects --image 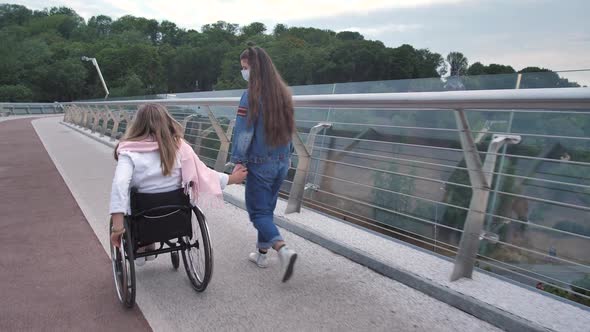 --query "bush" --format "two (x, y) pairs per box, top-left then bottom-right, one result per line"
(0, 84), (33, 102)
